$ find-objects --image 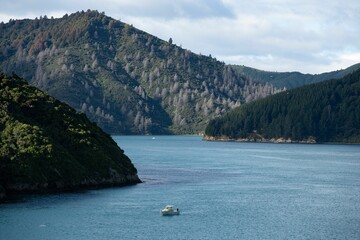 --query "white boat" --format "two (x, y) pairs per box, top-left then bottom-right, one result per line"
(161, 205), (180, 216)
